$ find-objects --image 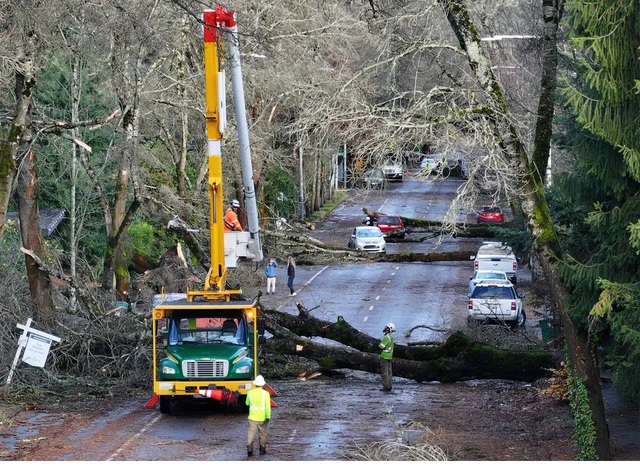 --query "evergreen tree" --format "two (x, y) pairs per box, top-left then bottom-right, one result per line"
(558, 0), (640, 405)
